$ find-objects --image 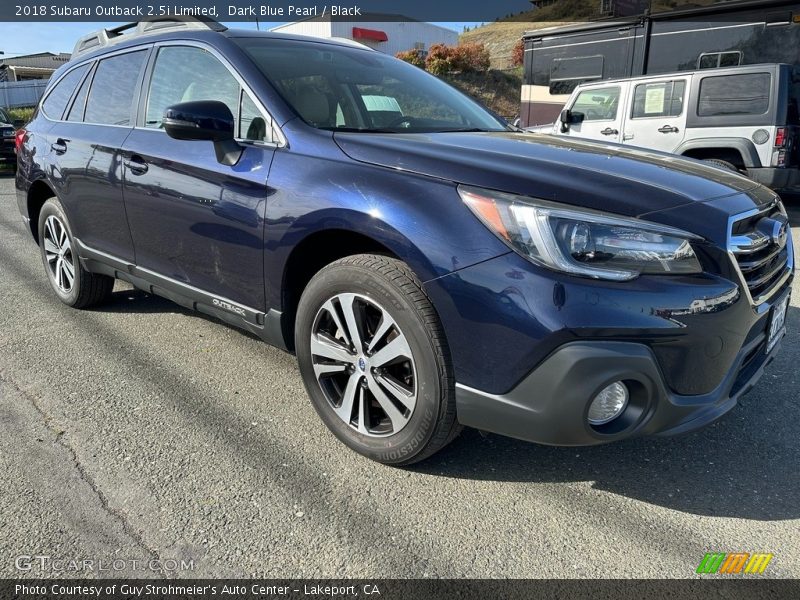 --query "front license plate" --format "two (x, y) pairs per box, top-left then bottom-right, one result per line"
(766, 294), (790, 354)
